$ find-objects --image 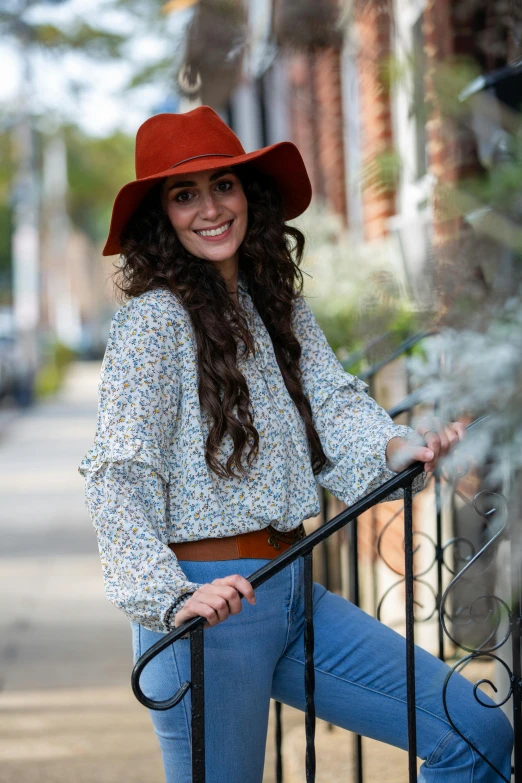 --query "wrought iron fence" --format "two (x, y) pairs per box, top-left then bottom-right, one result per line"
(319, 438), (521, 783)
(132, 458), (423, 782)
(130, 327), (520, 782)
(130, 415), (521, 782)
